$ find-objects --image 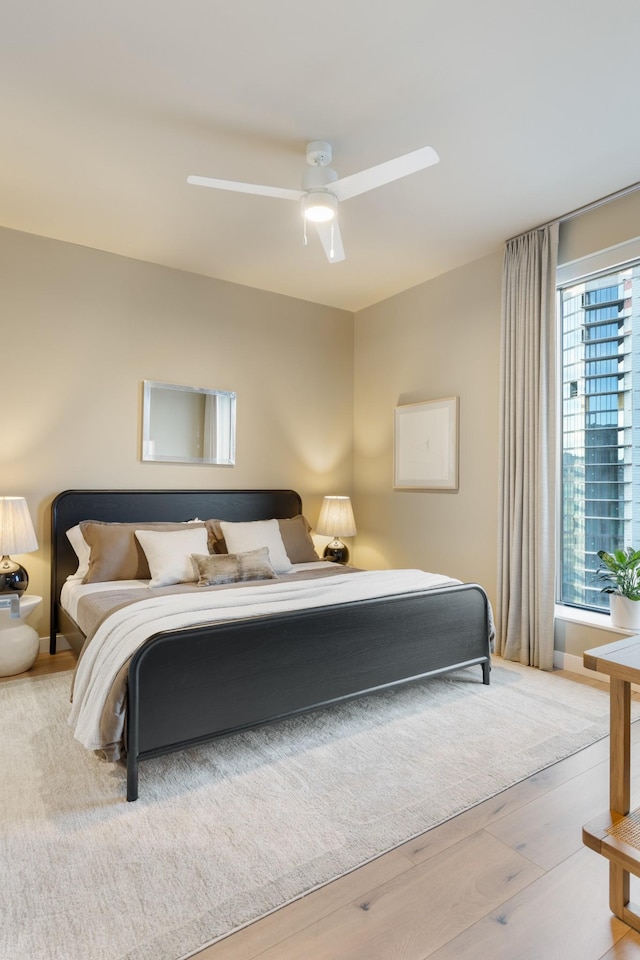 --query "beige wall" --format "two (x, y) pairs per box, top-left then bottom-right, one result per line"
(352, 251), (503, 609)
(349, 187), (640, 661)
(6, 185), (640, 651)
(1, 227), (353, 636)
